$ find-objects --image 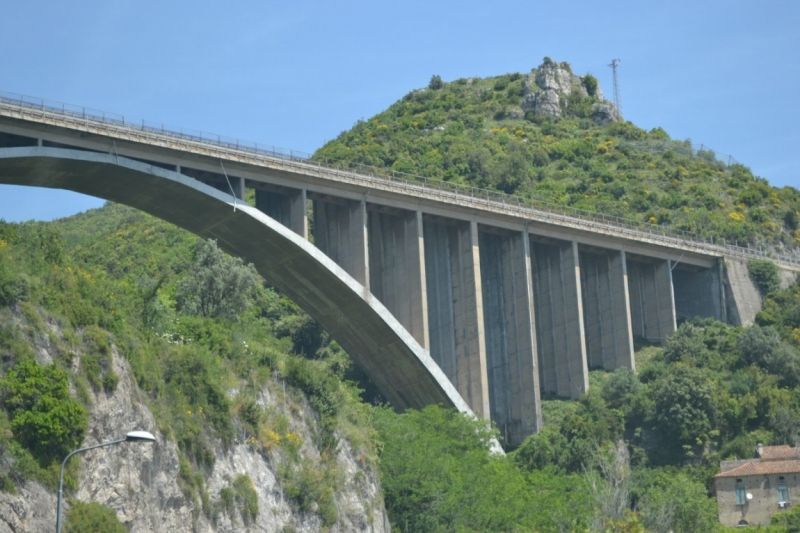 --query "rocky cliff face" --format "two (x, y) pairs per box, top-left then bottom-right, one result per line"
(0, 317), (389, 533)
